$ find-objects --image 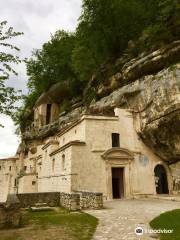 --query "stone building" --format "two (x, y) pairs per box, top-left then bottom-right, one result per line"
(0, 107), (178, 202)
(0, 157), (19, 202)
(33, 102), (59, 129)
(0, 44), (180, 203)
